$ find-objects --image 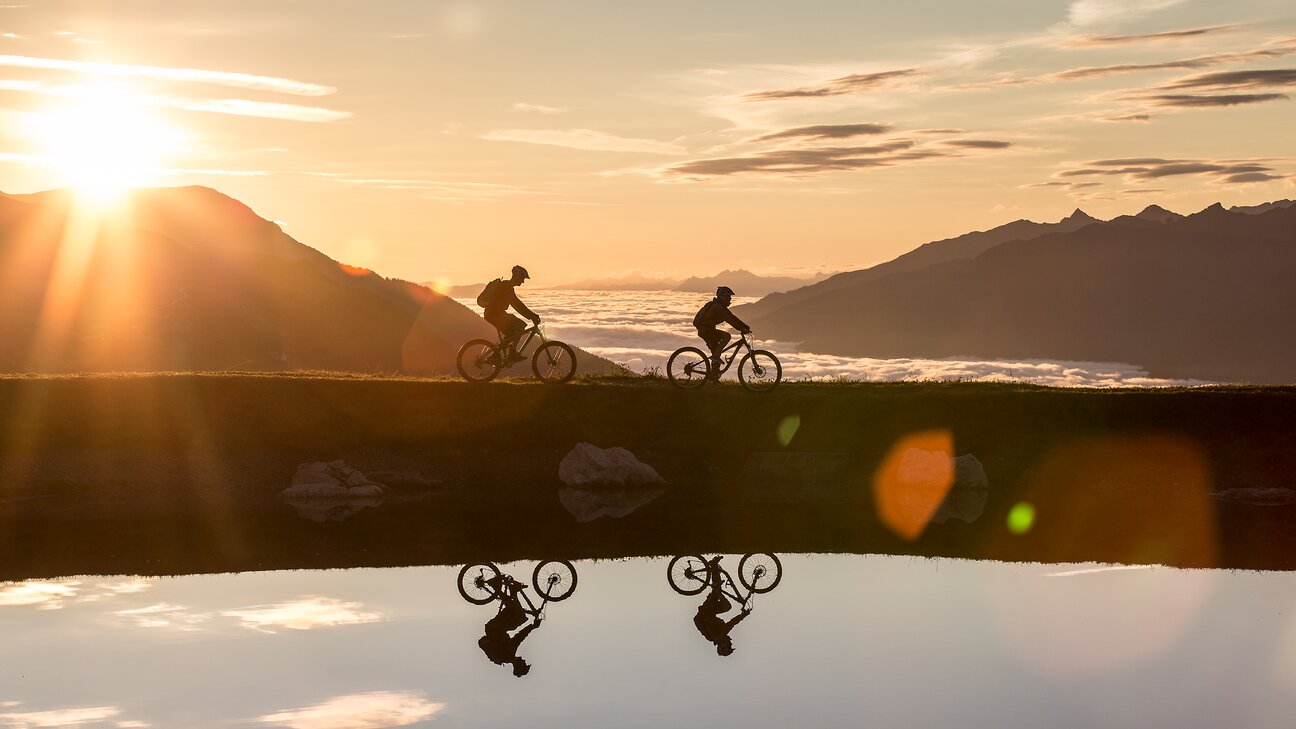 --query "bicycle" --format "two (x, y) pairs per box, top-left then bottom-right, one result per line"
(666, 553), (782, 603)
(457, 560), (579, 612)
(667, 333), (782, 392)
(457, 322), (577, 384)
